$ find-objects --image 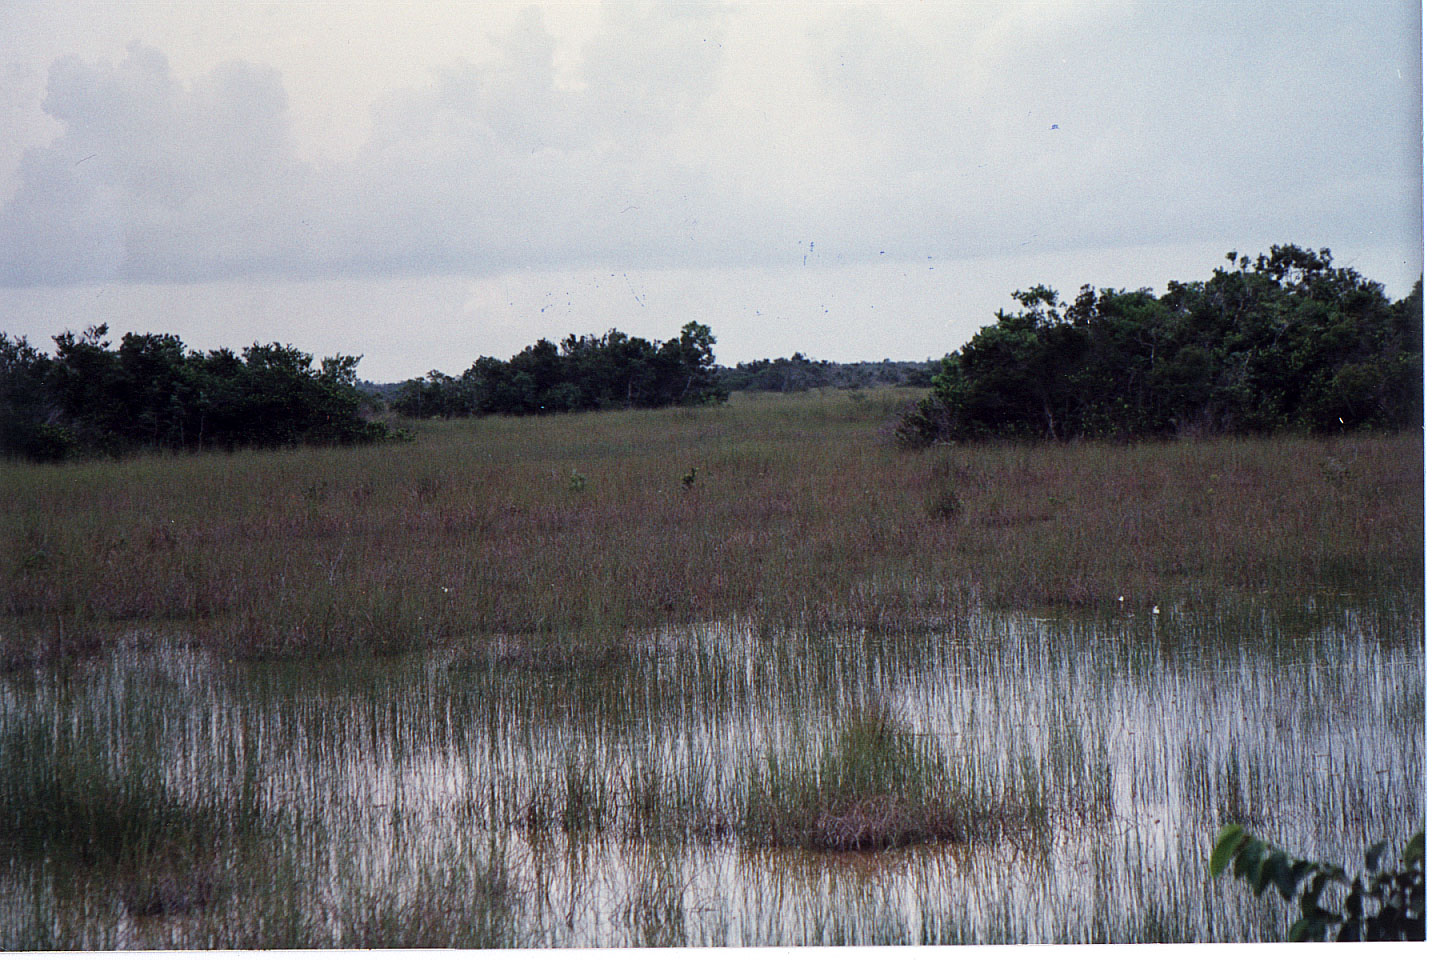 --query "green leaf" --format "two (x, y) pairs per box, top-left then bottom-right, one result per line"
(1251, 851), (1282, 896)
(1343, 878), (1364, 920)
(1365, 840), (1388, 873)
(1299, 873), (1331, 914)
(1234, 837), (1267, 882)
(1292, 860), (1317, 887)
(1210, 824), (1249, 877)
(1271, 853), (1298, 900)
(1401, 830), (1424, 866)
